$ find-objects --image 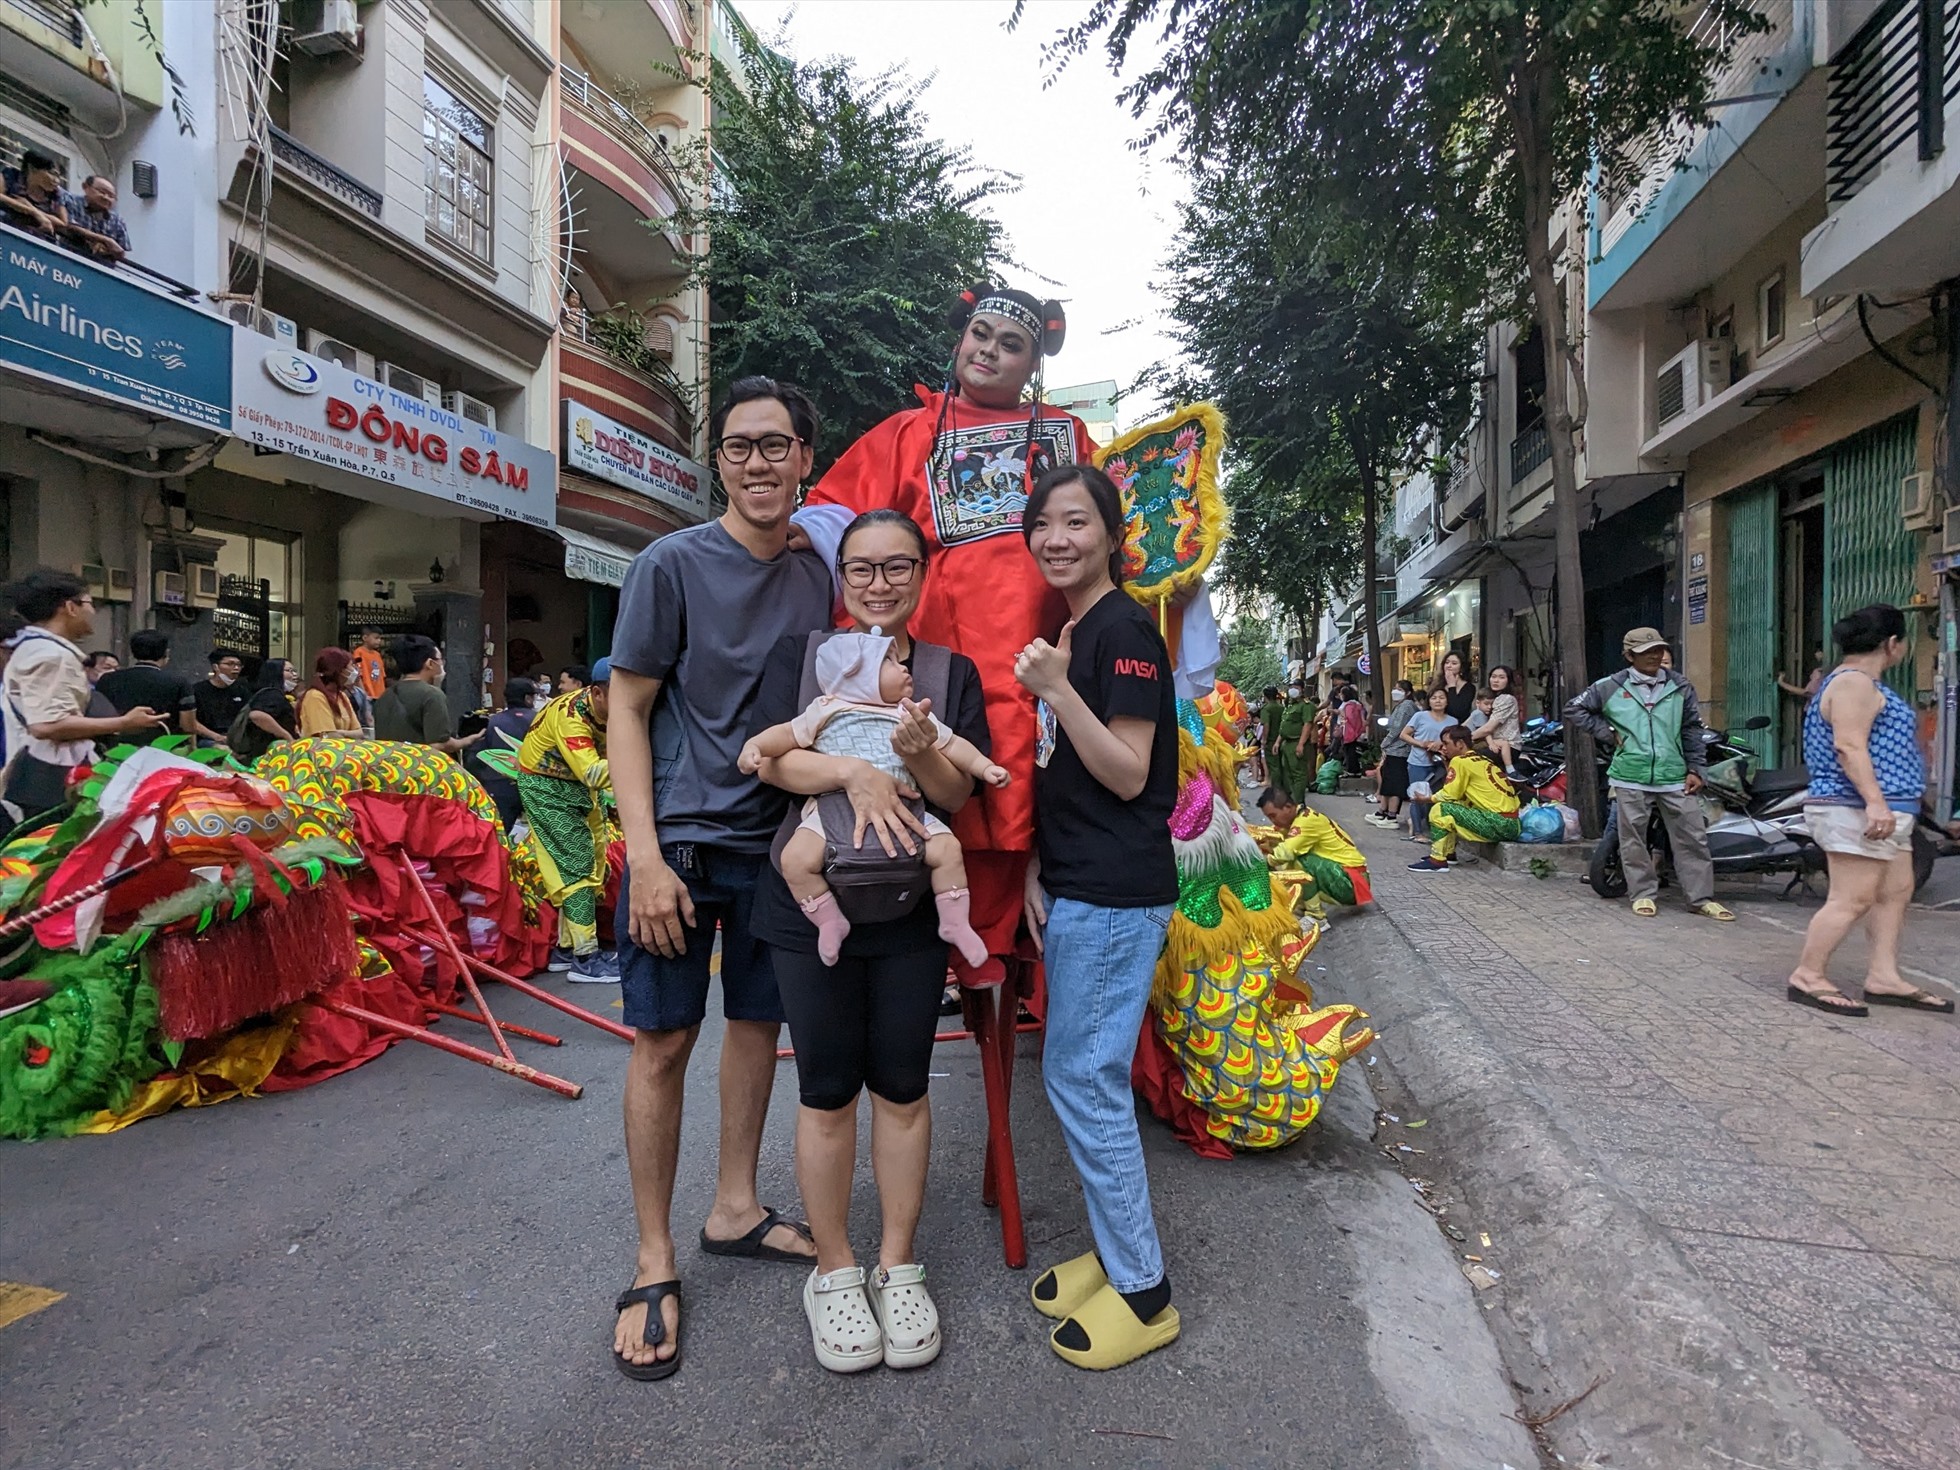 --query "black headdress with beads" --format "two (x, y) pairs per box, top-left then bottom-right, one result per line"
(934, 282), (1068, 494)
